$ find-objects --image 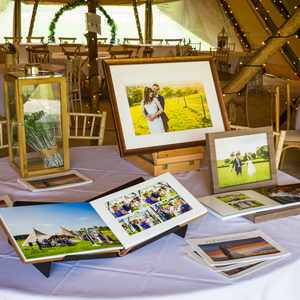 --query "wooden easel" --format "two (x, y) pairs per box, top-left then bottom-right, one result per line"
(125, 146), (205, 176)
